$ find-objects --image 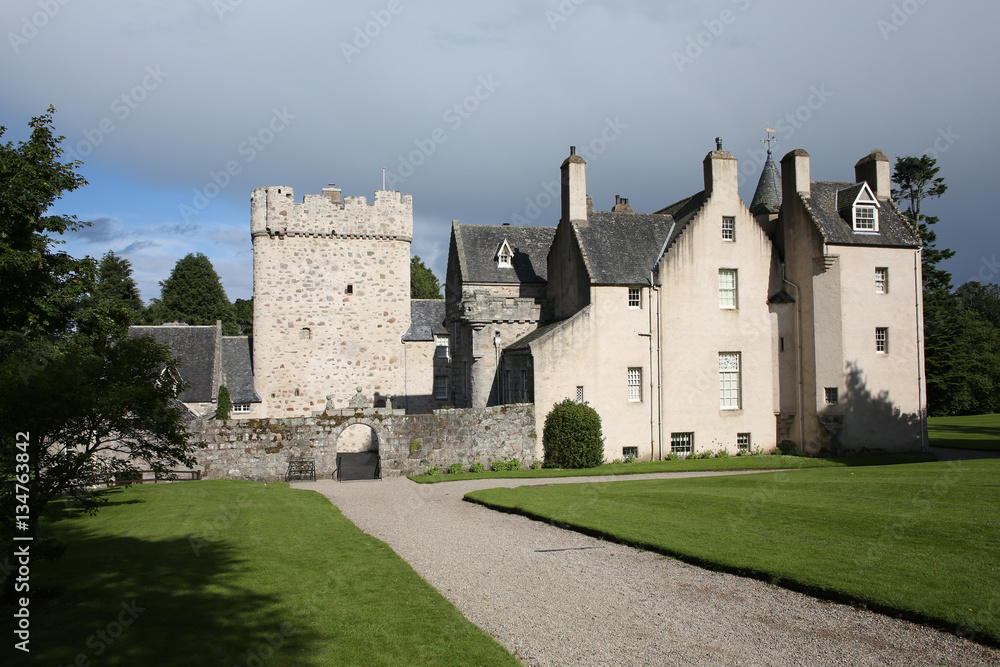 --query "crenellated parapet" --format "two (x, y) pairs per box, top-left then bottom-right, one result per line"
(251, 186), (413, 240)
